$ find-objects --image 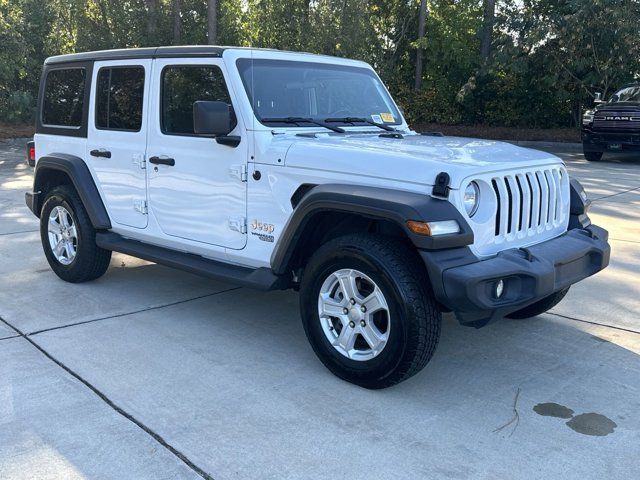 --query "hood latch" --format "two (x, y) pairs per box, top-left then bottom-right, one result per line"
(432, 172), (451, 198)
